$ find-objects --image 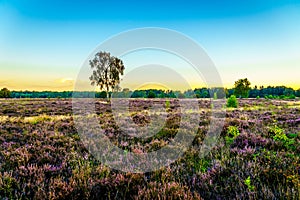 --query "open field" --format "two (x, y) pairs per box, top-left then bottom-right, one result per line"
(0, 98), (299, 199)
